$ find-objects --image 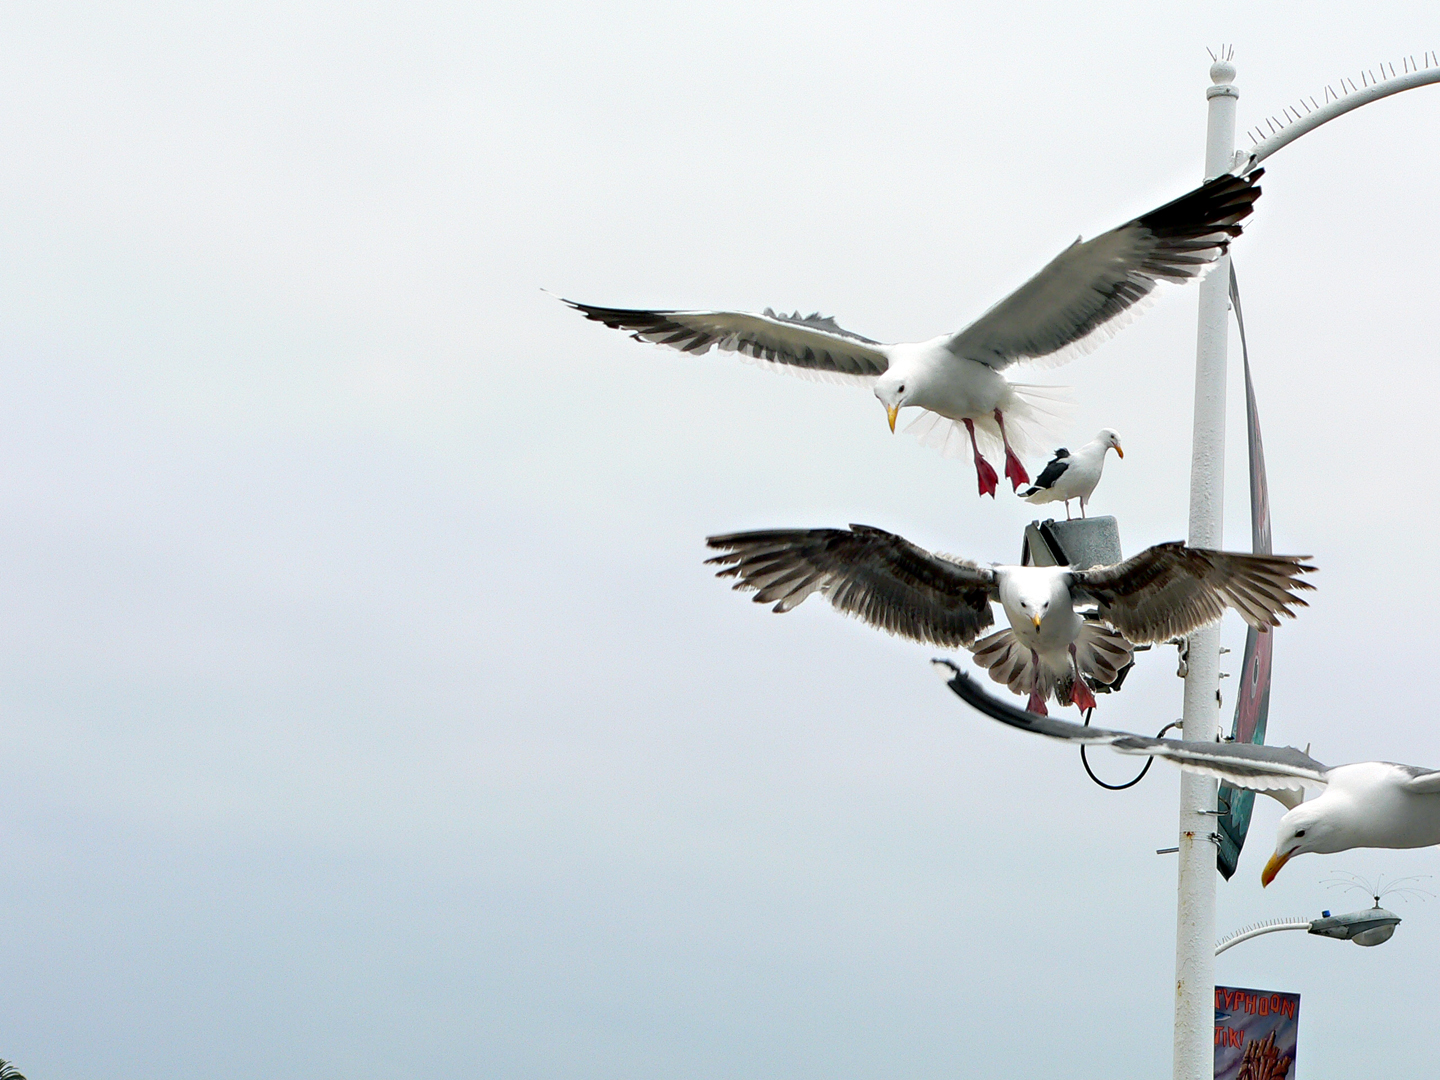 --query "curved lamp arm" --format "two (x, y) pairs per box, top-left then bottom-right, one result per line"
(1215, 919), (1312, 956)
(1236, 61), (1440, 173)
